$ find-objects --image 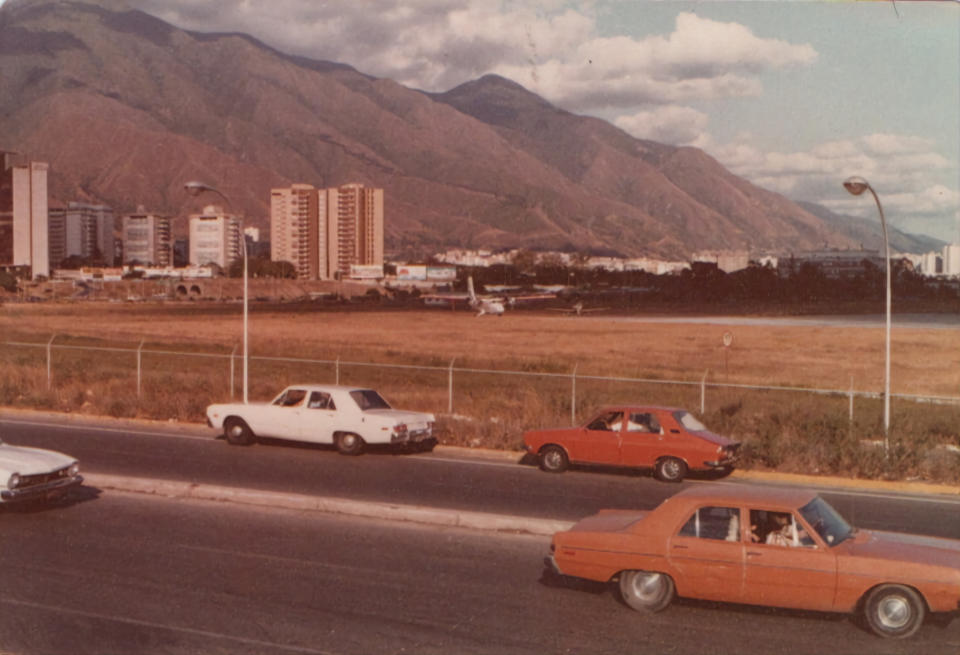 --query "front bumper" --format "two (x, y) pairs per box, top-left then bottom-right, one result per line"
(1, 474), (84, 503)
(391, 428), (433, 444)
